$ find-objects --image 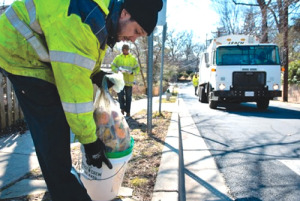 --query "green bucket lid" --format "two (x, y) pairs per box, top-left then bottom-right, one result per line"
(106, 137), (134, 159)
